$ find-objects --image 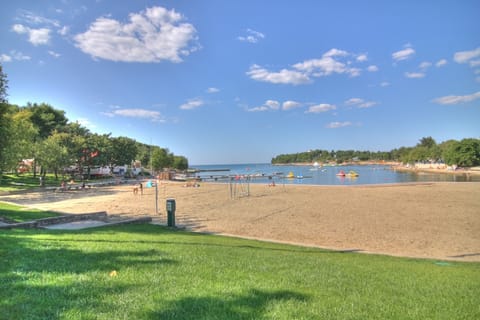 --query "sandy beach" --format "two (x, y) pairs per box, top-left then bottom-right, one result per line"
(1, 181), (479, 262)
